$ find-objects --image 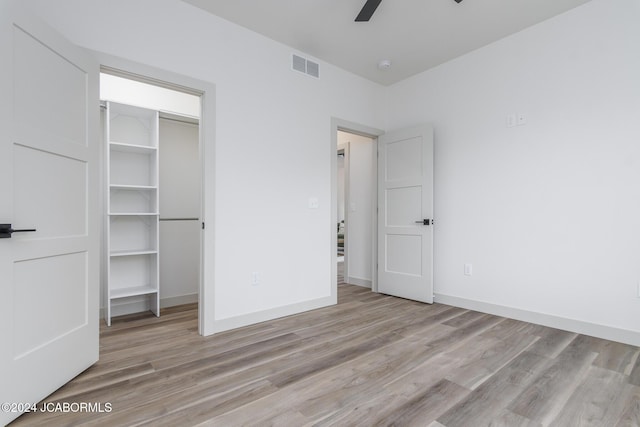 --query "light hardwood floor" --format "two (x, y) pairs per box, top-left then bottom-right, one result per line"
(11, 282), (640, 426)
